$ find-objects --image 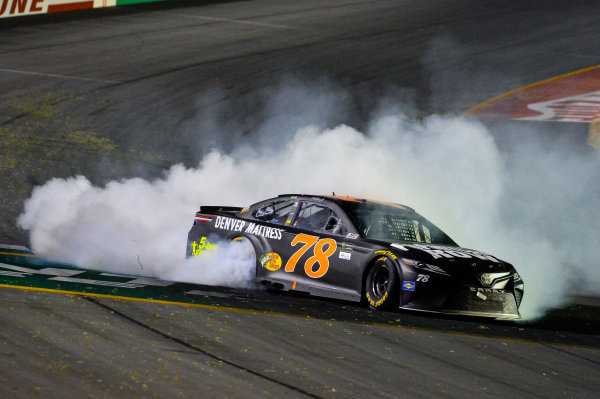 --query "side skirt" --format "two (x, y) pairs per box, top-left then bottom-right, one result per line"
(256, 277), (361, 303)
